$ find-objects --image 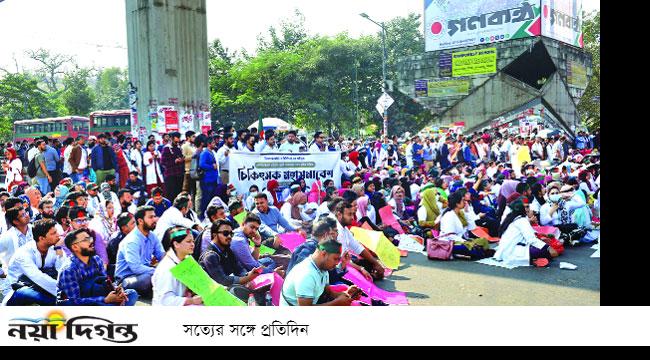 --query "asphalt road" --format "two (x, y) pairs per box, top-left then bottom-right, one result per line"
(377, 244), (600, 306)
